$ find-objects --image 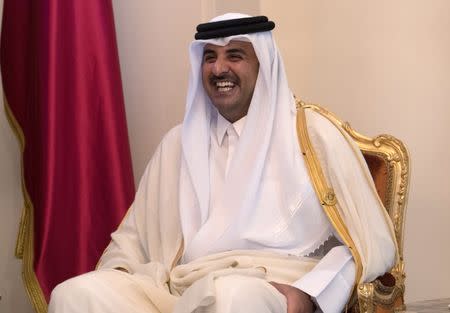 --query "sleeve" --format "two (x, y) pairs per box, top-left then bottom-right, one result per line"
(305, 109), (397, 283)
(97, 125), (183, 277)
(96, 156), (156, 272)
(292, 108), (398, 313)
(293, 245), (356, 313)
